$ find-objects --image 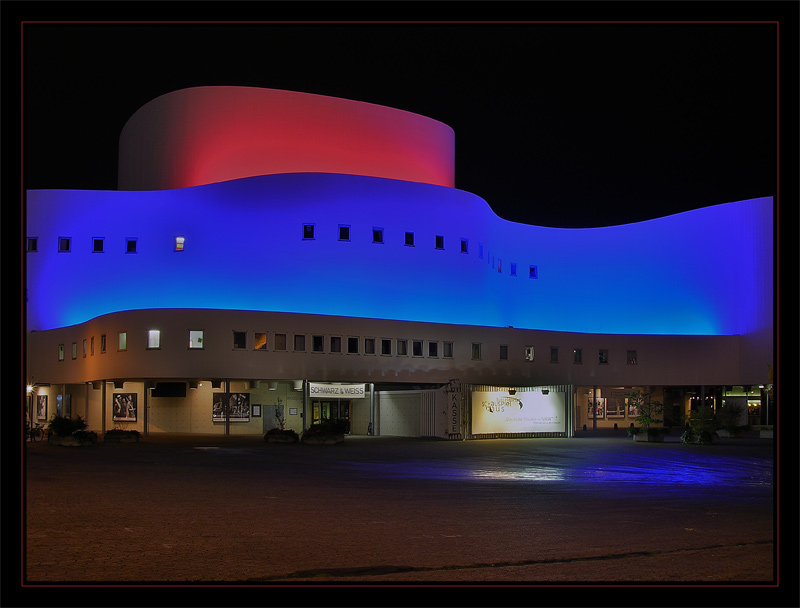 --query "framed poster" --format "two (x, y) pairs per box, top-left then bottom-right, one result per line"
(212, 393), (250, 422)
(252, 404), (262, 417)
(113, 393), (137, 422)
(587, 398), (606, 419)
(36, 395), (48, 421)
(626, 397), (639, 418)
